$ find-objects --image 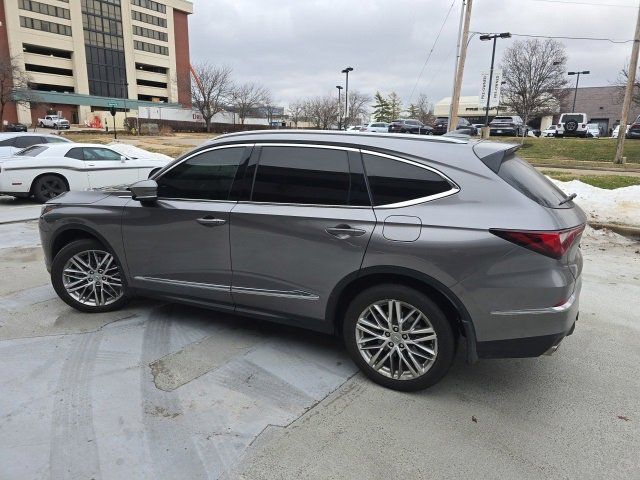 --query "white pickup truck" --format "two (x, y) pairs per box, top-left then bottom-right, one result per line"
(37, 115), (70, 130)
